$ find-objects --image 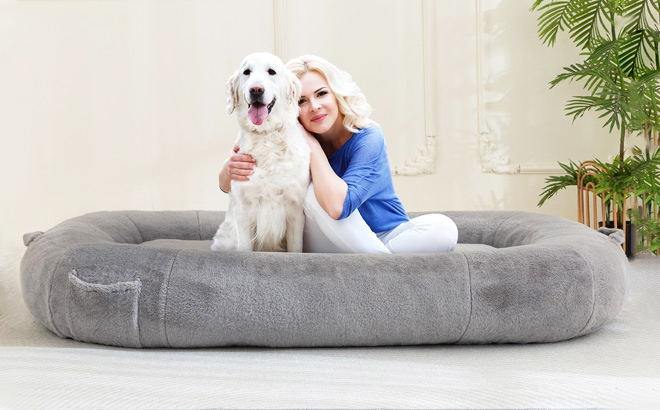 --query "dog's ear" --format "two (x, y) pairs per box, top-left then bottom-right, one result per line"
(226, 70), (240, 115)
(285, 71), (302, 108)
